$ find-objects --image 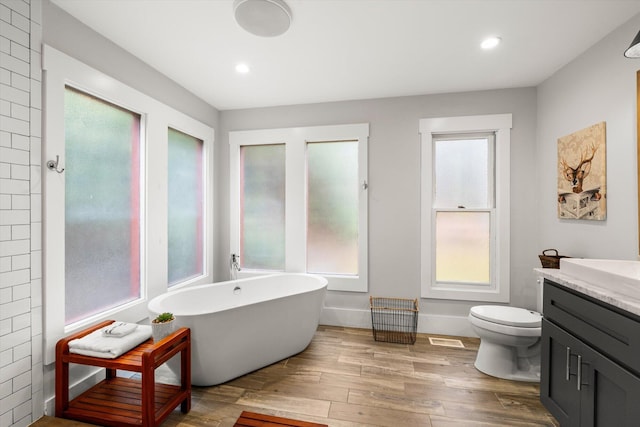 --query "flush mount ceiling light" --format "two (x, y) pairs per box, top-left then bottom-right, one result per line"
(481, 36), (501, 50)
(624, 29), (640, 58)
(233, 0), (292, 37)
